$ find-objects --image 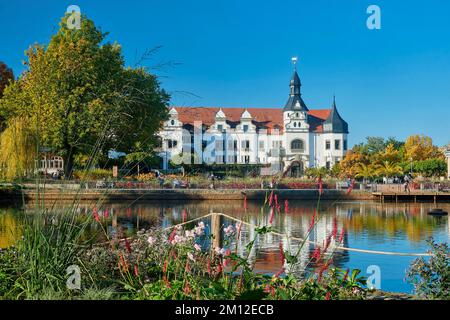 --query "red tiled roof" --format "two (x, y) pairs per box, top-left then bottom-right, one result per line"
(171, 106), (330, 133)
